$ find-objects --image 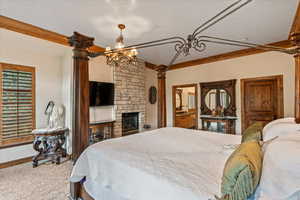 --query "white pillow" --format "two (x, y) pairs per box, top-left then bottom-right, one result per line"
(255, 134), (300, 200)
(263, 117), (295, 134)
(262, 118), (300, 141)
